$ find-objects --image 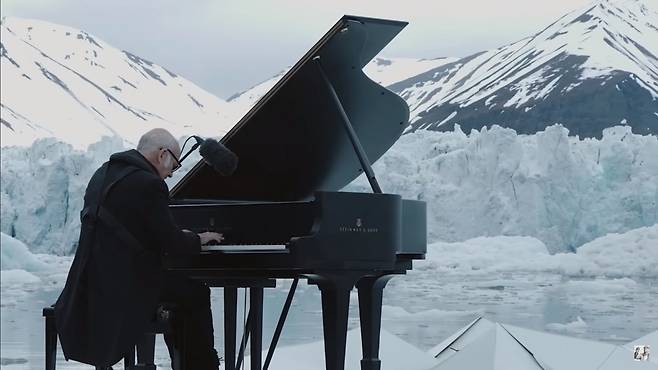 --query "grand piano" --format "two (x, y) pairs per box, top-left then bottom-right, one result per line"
(166, 15), (427, 370)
